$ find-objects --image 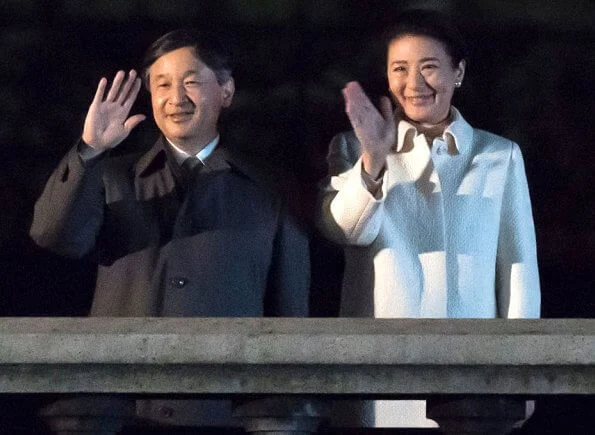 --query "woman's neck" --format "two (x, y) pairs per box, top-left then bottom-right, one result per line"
(408, 110), (453, 143)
